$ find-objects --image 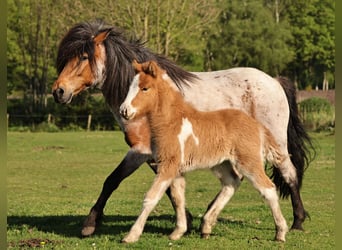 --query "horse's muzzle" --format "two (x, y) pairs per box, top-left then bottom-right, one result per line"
(52, 87), (72, 104)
